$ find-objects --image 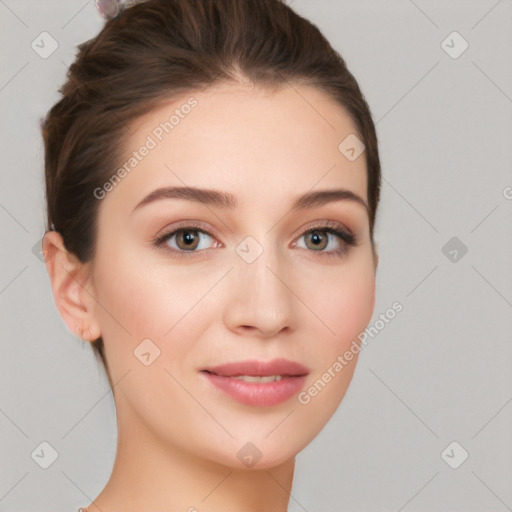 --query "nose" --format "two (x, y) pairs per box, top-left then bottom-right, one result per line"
(223, 244), (298, 338)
